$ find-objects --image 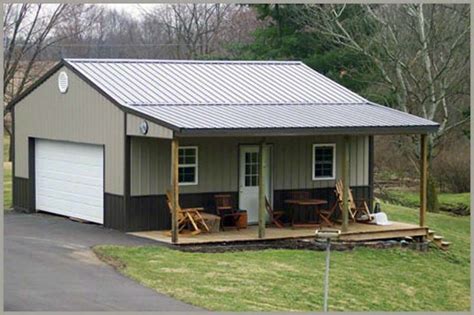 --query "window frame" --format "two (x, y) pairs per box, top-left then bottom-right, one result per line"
(243, 150), (259, 187)
(312, 143), (336, 181)
(178, 146), (198, 186)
